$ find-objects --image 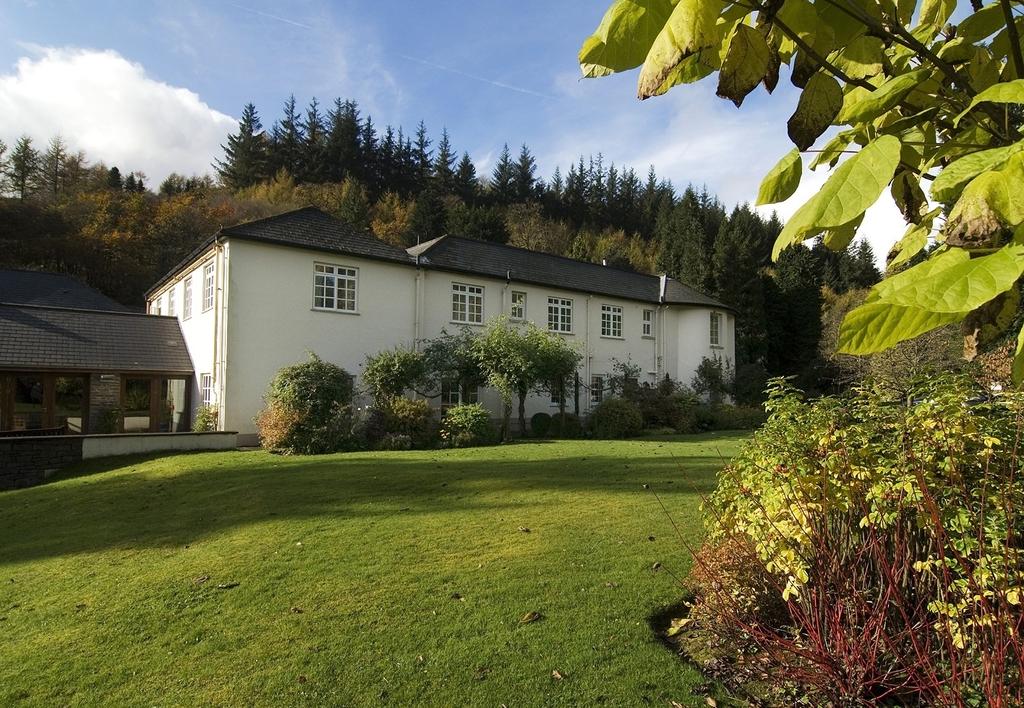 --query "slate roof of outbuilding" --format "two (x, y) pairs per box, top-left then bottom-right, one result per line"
(0, 269), (131, 311)
(148, 206), (729, 309)
(0, 304), (193, 373)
